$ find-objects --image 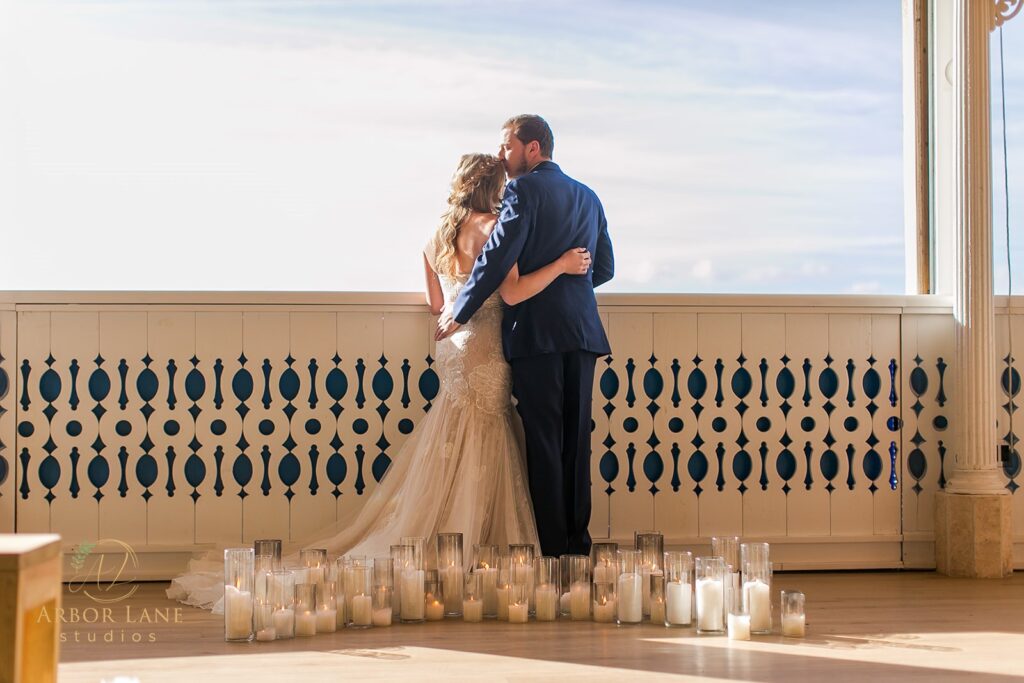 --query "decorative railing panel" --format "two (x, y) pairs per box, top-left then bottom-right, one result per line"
(0, 293), (1020, 571)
